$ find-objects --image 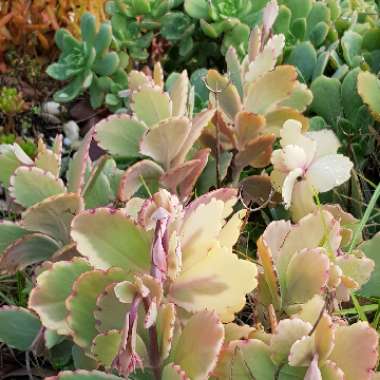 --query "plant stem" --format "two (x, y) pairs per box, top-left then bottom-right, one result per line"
(143, 298), (161, 380)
